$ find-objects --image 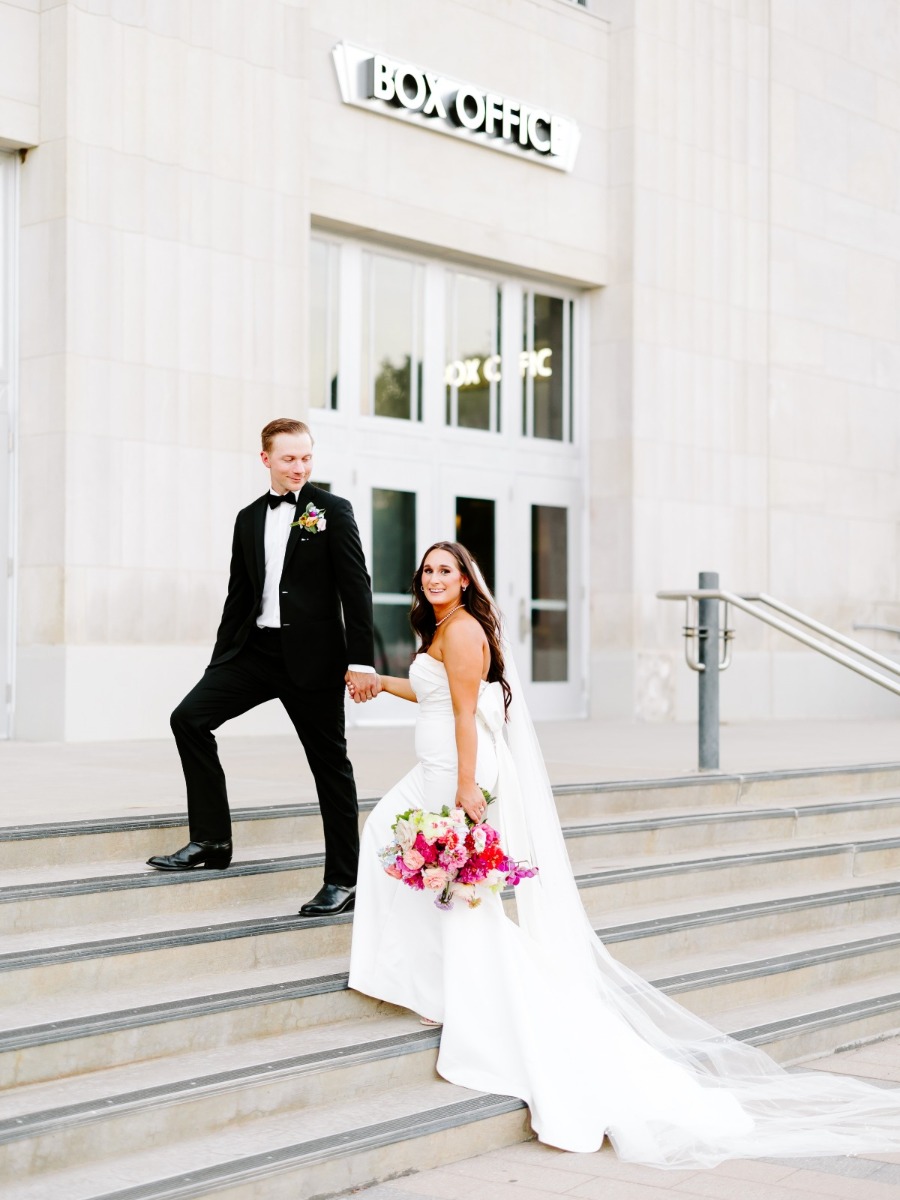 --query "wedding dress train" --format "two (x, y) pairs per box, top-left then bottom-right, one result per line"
(349, 652), (900, 1166)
